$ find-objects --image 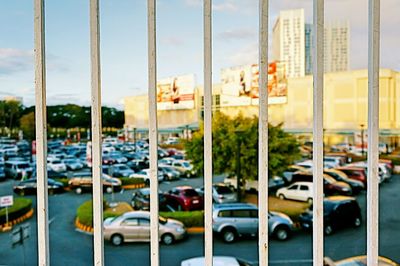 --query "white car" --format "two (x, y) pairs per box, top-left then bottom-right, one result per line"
(181, 256), (255, 266)
(62, 158), (84, 171)
(276, 182), (313, 203)
(47, 158), (67, 173)
(130, 169), (164, 183)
